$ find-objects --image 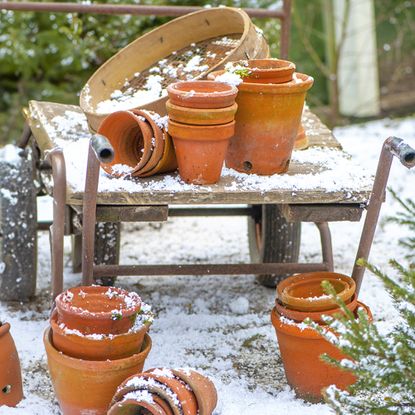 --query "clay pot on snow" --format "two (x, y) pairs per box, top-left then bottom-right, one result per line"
(167, 81), (238, 109)
(55, 286), (142, 336)
(271, 301), (372, 402)
(275, 293), (358, 325)
(168, 119), (235, 185)
(294, 123), (309, 150)
(97, 110), (177, 177)
(240, 58), (296, 84)
(109, 368), (217, 415)
(277, 272), (356, 312)
(50, 309), (149, 361)
(0, 322), (23, 407)
(44, 327), (152, 415)
(166, 100), (238, 126)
